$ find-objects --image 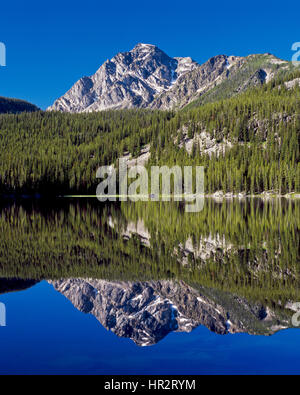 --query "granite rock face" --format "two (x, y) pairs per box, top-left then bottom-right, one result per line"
(48, 43), (198, 112)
